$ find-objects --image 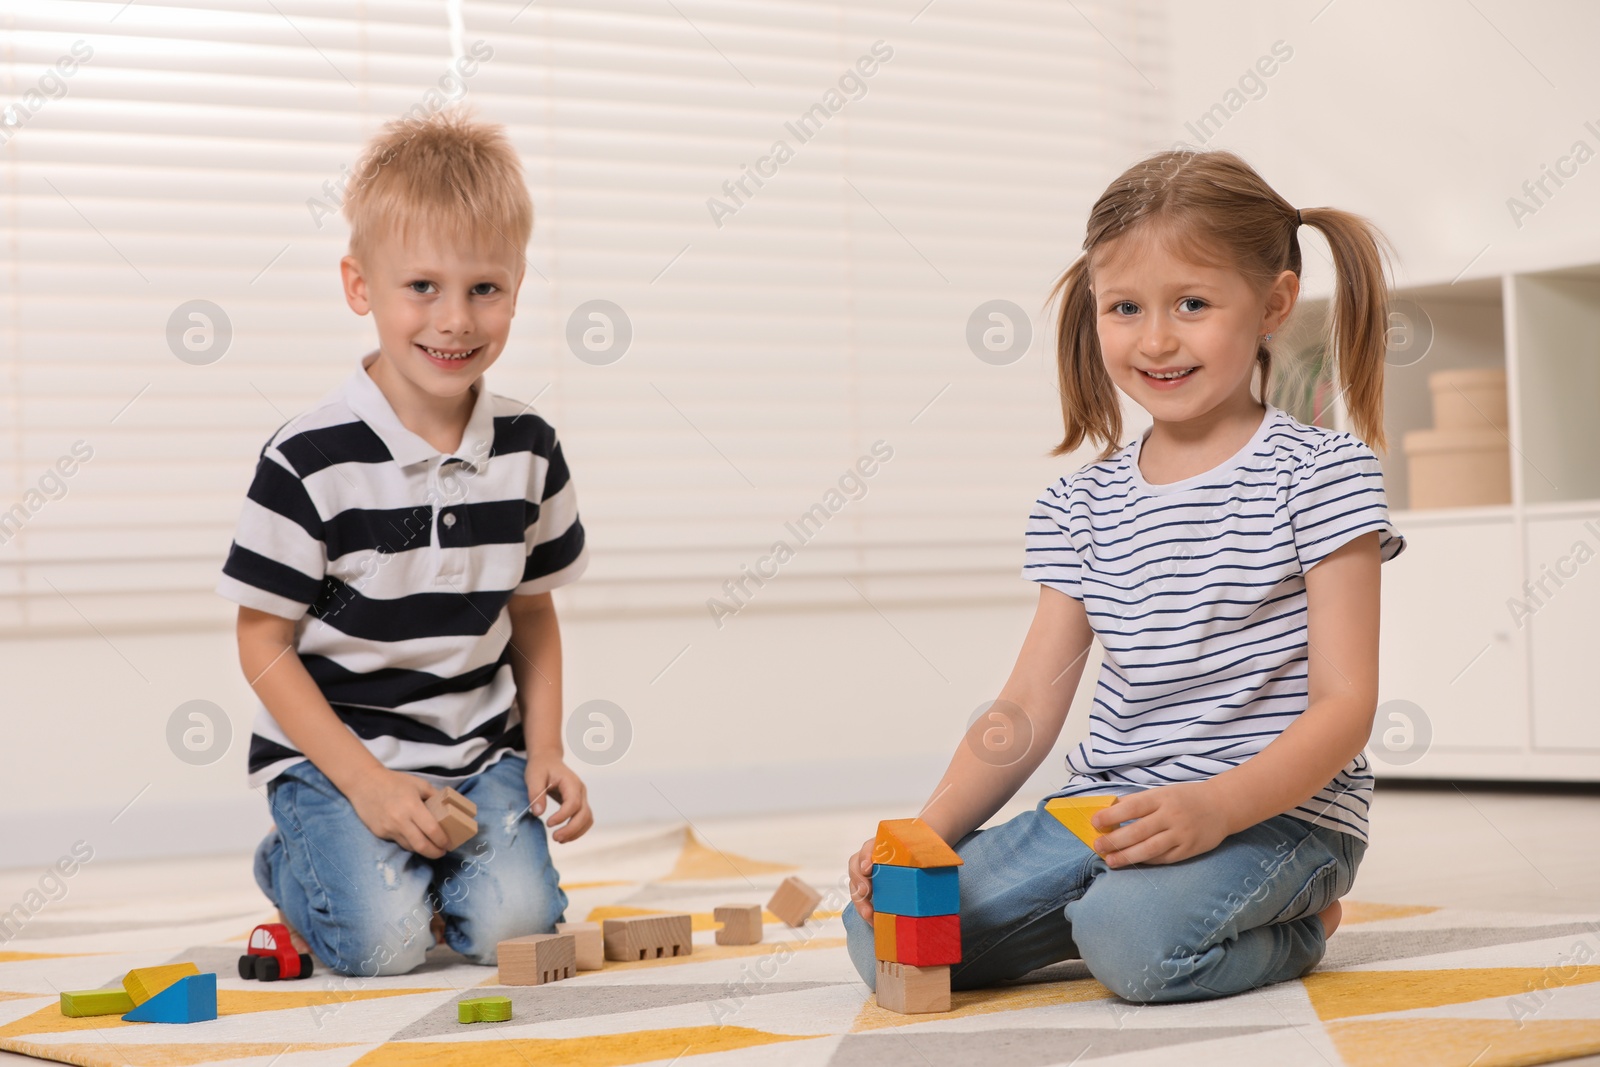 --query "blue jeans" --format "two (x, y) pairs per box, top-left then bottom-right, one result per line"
(253, 754), (567, 977)
(844, 796), (1364, 1002)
